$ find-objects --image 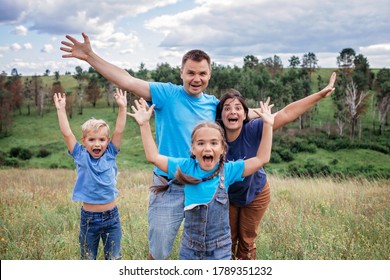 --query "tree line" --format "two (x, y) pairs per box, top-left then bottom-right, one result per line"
(1, 48), (389, 140)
